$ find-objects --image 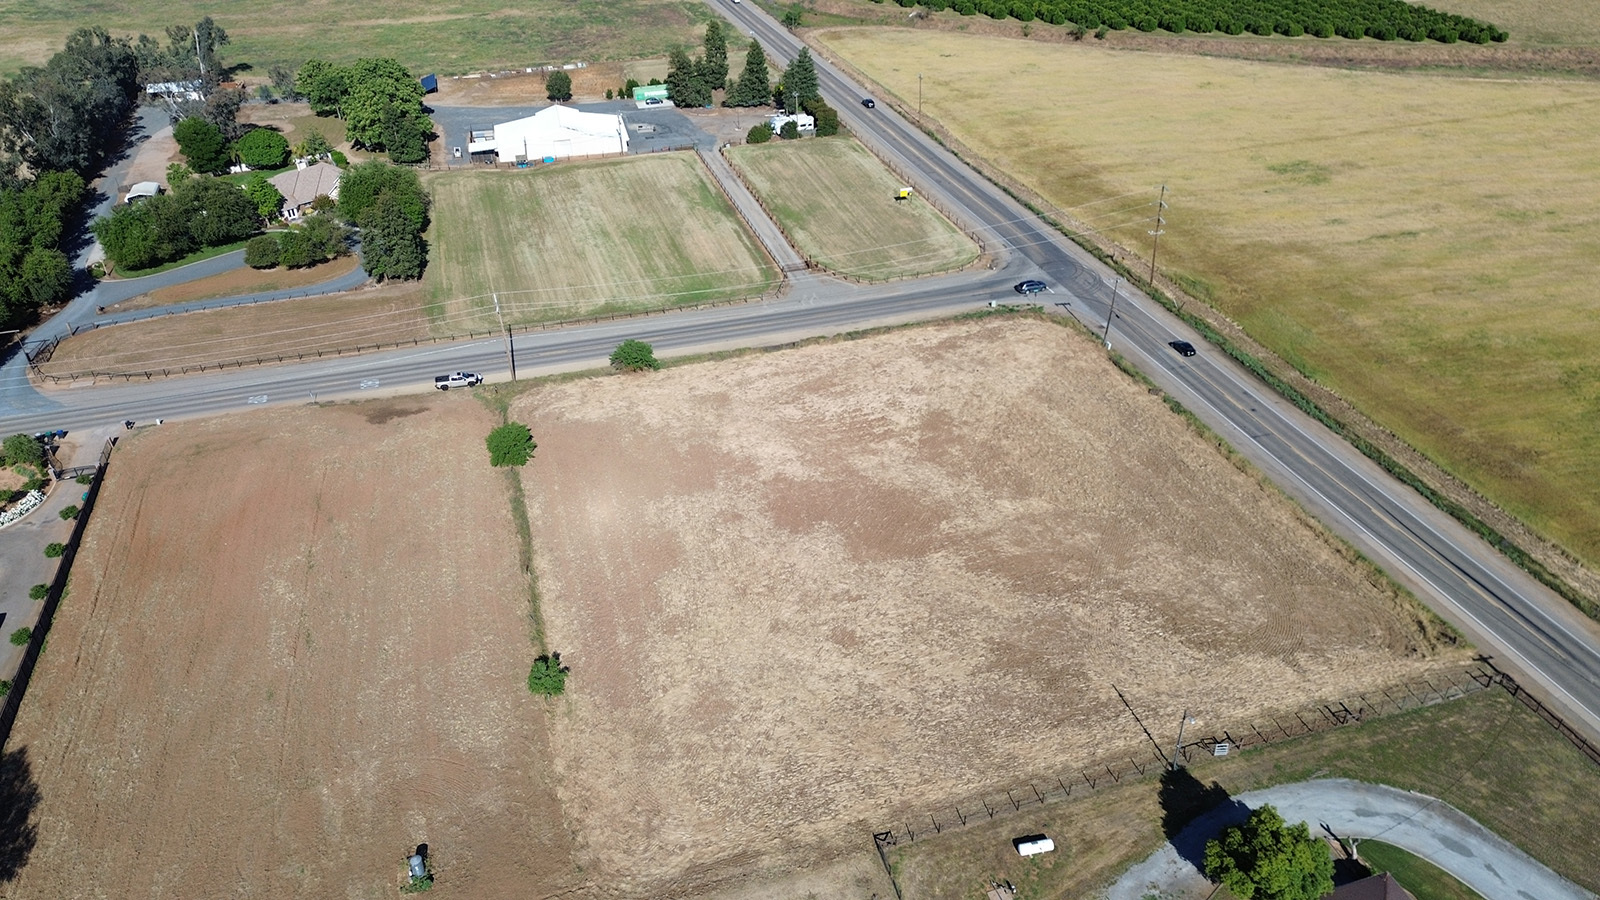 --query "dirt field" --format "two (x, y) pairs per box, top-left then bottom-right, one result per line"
(512, 316), (1464, 896)
(0, 400), (584, 899)
(108, 254), (362, 312)
(816, 28), (1600, 573)
(425, 155), (779, 326)
(38, 282), (431, 382)
(726, 137), (978, 279)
